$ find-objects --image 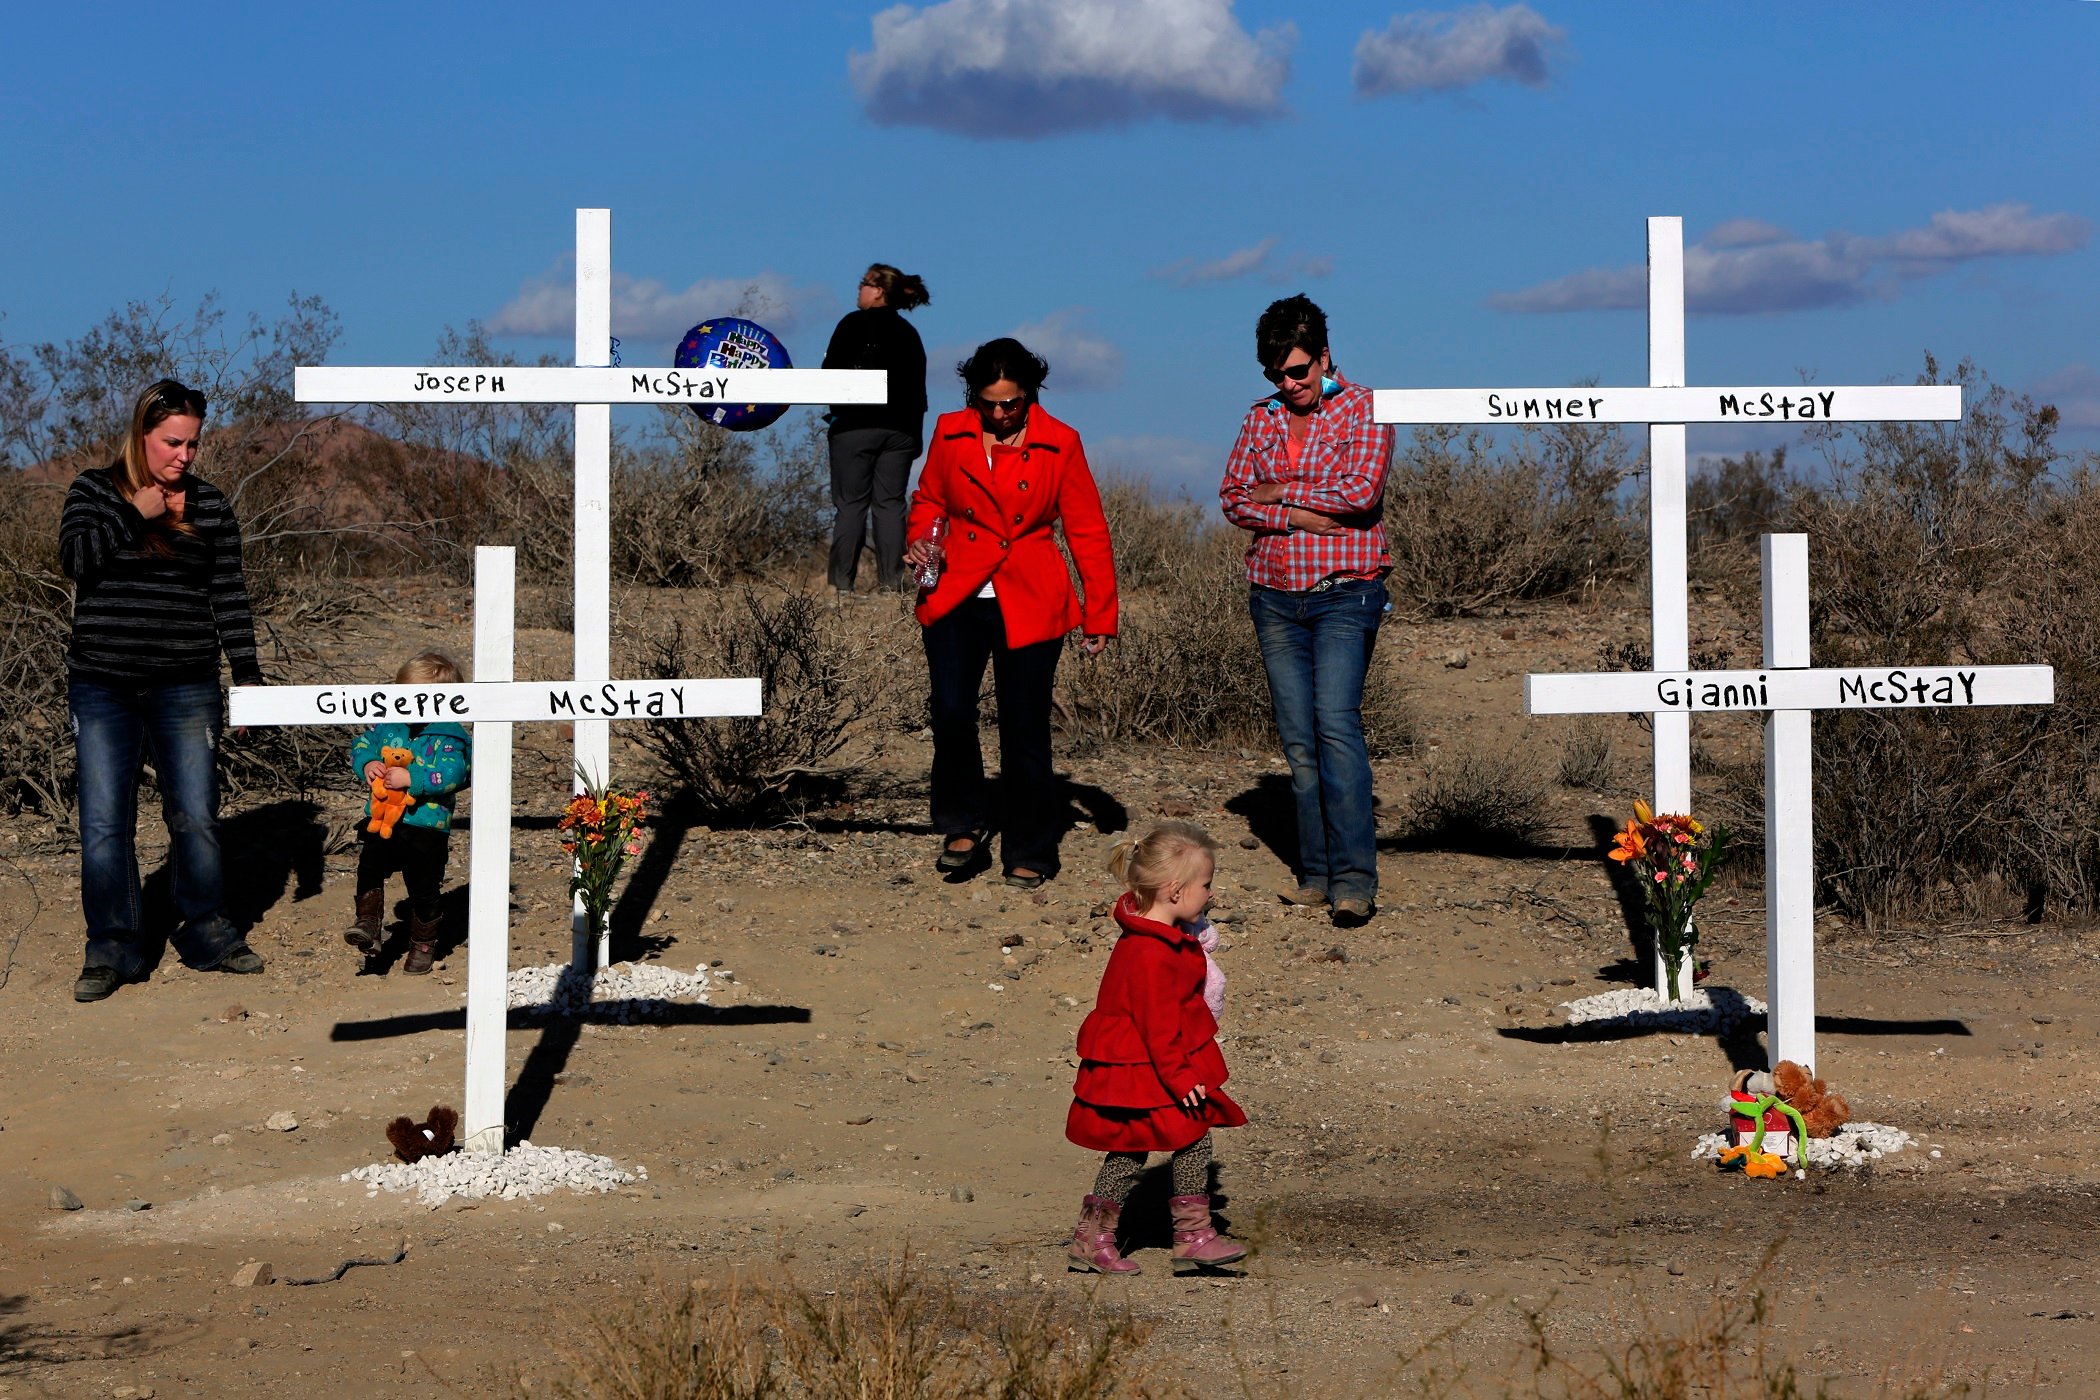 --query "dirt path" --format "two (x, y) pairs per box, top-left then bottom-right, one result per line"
(3, 598), (2096, 1397)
